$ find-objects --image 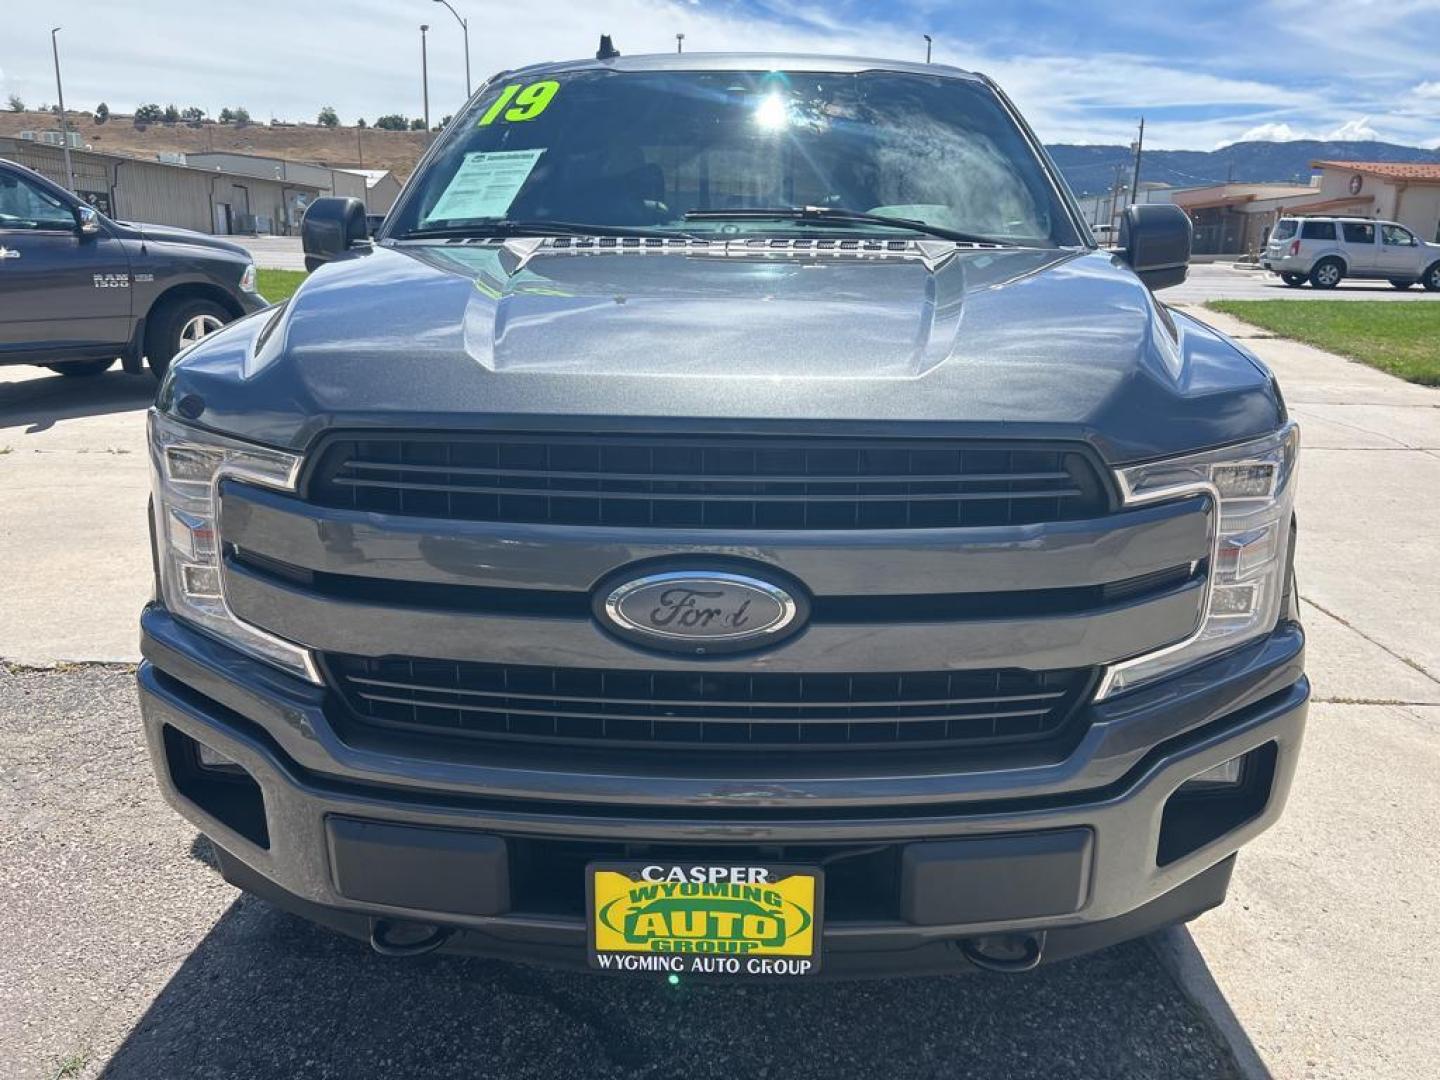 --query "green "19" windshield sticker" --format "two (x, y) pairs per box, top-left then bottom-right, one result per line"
(477, 80), (560, 126)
